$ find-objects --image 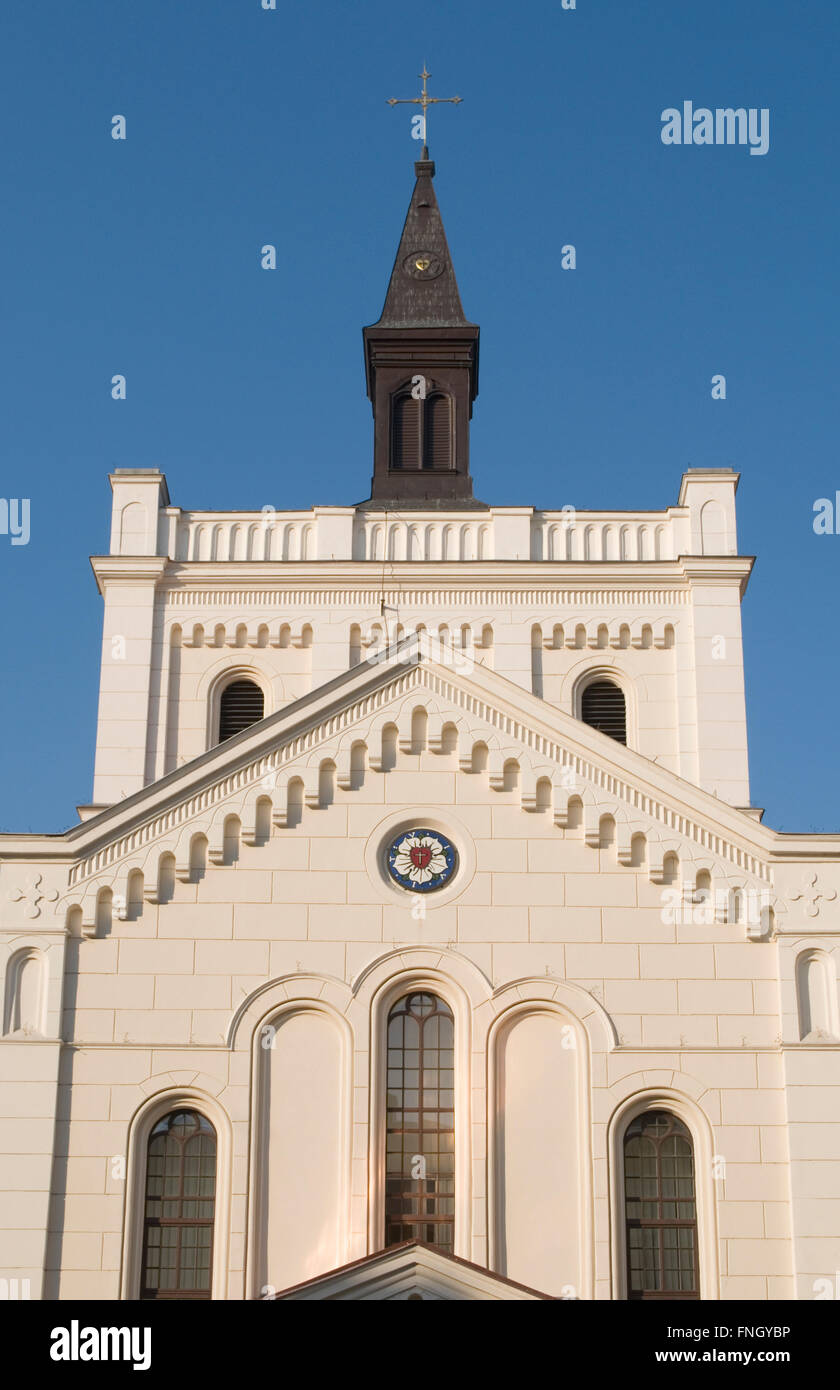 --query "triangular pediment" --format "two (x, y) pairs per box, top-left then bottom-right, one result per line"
(45, 632), (779, 922)
(271, 1242), (551, 1301)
